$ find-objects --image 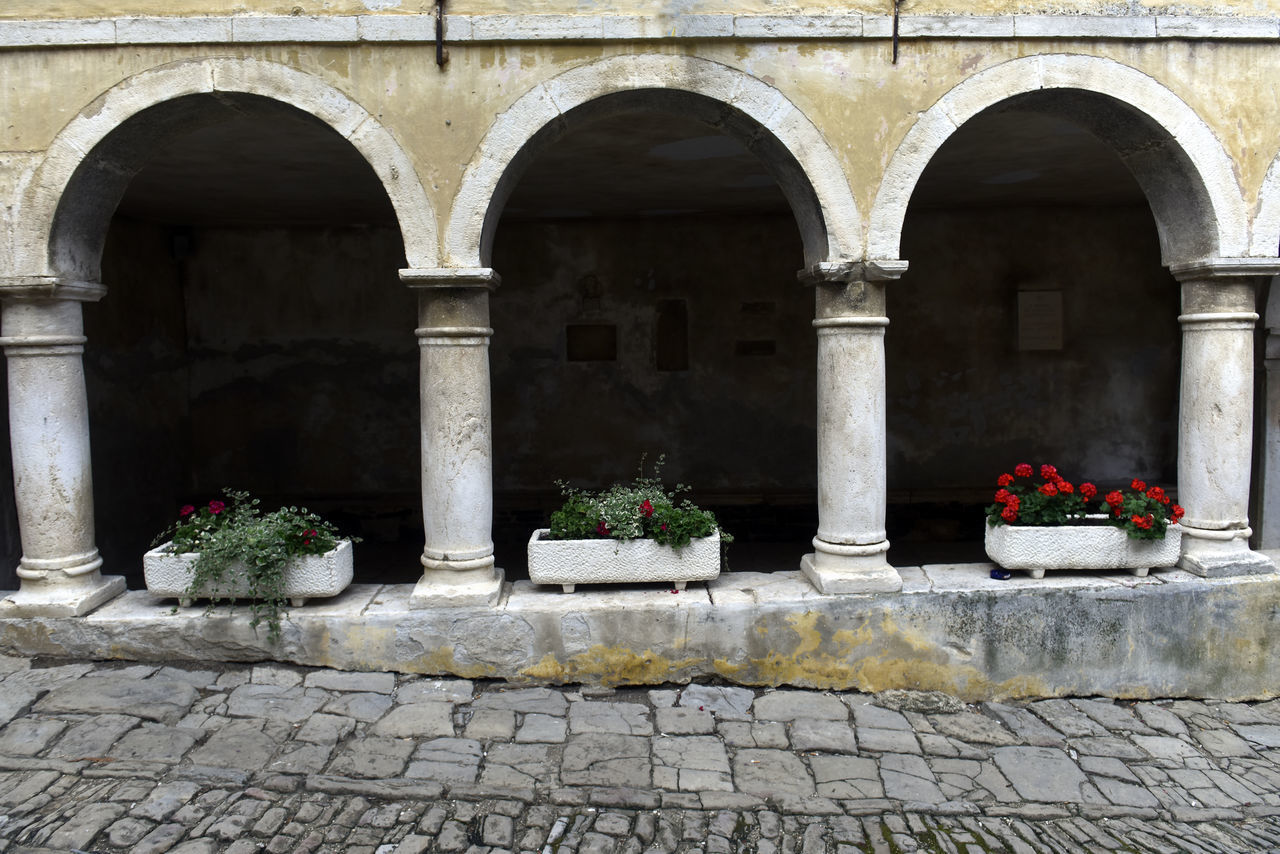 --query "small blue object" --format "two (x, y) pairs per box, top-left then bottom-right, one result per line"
(990, 569), (1012, 580)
